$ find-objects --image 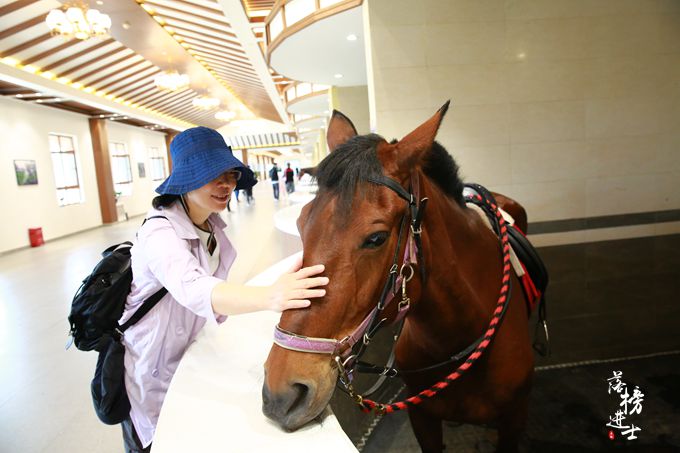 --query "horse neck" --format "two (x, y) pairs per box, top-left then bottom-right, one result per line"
(407, 176), (504, 352)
